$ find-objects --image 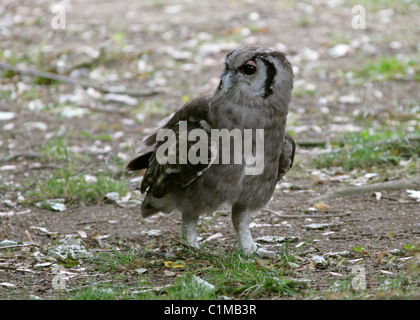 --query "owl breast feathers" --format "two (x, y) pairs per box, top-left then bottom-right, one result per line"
(127, 46), (295, 257)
